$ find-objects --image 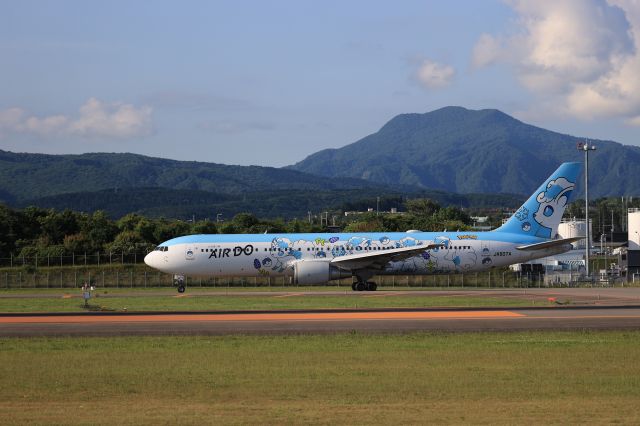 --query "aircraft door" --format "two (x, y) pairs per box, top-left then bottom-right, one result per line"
(185, 247), (196, 261)
(480, 241), (492, 266)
